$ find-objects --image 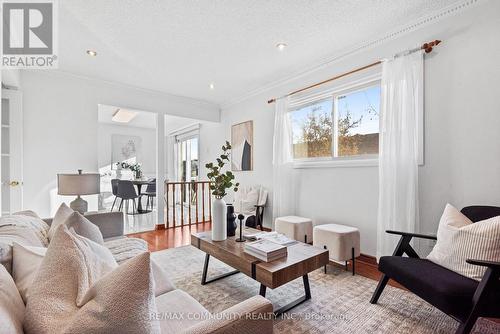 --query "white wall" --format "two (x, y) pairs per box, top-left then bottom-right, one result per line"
(97, 123), (156, 174)
(21, 71), (219, 217)
(204, 1), (500, 256)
